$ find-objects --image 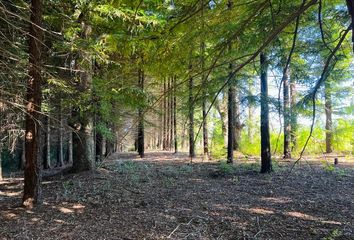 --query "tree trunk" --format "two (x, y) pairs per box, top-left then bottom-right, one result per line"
(346, 0), (354, 52)
(325, 81), (333, 153)
(96, 132), (103, 162)
(234, 88), (242, 151)
(173, 76), (178, 153)
(163, 78), (167, 150)
(72, 111), (94, 171)
(137, 69), (145, 158)
(181, 118), (187, 150)
(260, 53), (272, 173)
(202, 84), (209, 159)
(248, 79), (255, 143)
(201, 42), (209, 160)
(227, 84), (235, 164)
(227, 1), (234, 164)
(72, 22), (95, 173)
(169, 78), (173, 150)
(44, 115), (51, 169)
(20, 138), (26, 170)
(58, 103), (64, 166)
(68, 129), (73, 165)
(290, 75), (297, 150)
(167, 78), (172, 150)
(158, 98), (163, 150)
(23, 0), (43, 207)
(188, 65), (195, 158)
(0, 140), (3, 181)
(101, 137), (106, 157)
(283, 66), (292, 159)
